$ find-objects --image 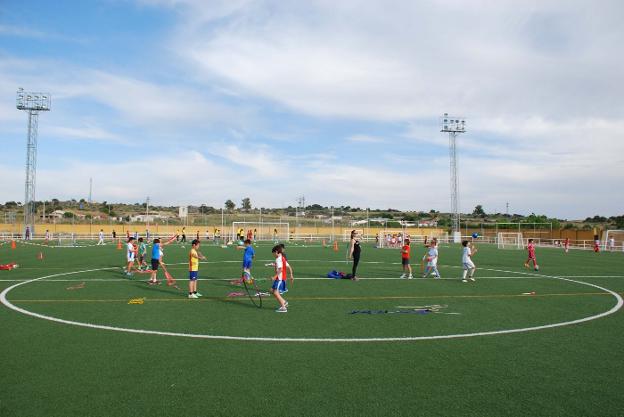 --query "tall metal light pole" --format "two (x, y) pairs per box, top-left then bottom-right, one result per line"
(16, 88), (51, 239)
(440, 113), (466, 243)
